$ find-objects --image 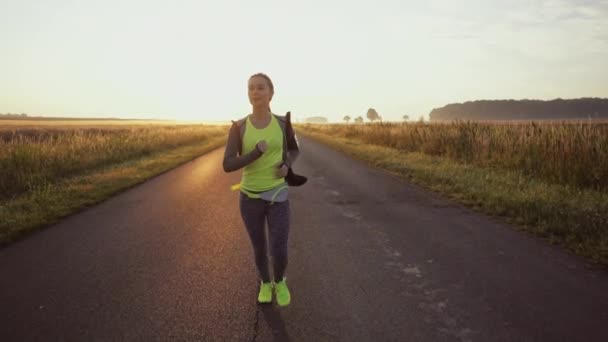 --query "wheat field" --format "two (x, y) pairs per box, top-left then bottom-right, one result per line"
(298, 121), (608, 191)
(0, 122), (227, 200)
